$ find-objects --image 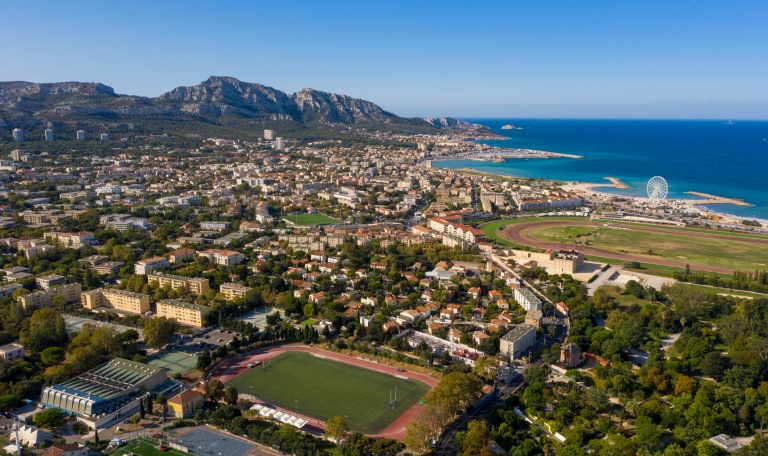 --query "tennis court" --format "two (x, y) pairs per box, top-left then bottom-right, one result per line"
(148, 351), (198, 375)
